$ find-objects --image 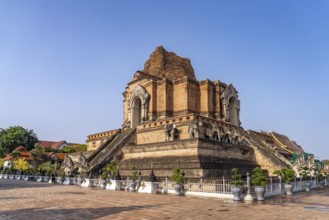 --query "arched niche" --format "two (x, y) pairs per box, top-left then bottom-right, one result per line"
(228, 97), (239, 126)
(220, 84), (241, 126)
(131, 97), (142, 128)
(128, 85), (150, 128)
